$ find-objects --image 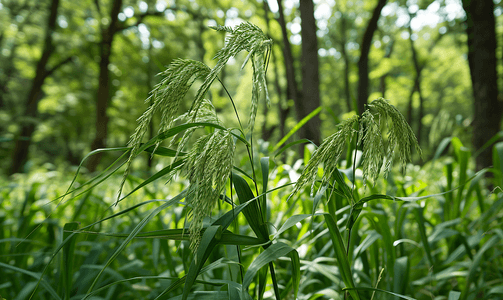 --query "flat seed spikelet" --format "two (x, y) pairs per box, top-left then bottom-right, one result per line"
(292, 115), (359, 198)
(183, 129), (235, 252)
